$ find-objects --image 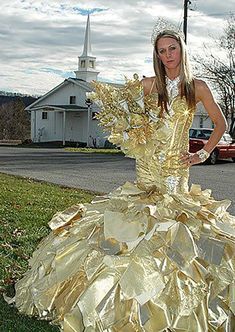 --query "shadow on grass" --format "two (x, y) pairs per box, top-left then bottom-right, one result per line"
(0, 294), (60, 332)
